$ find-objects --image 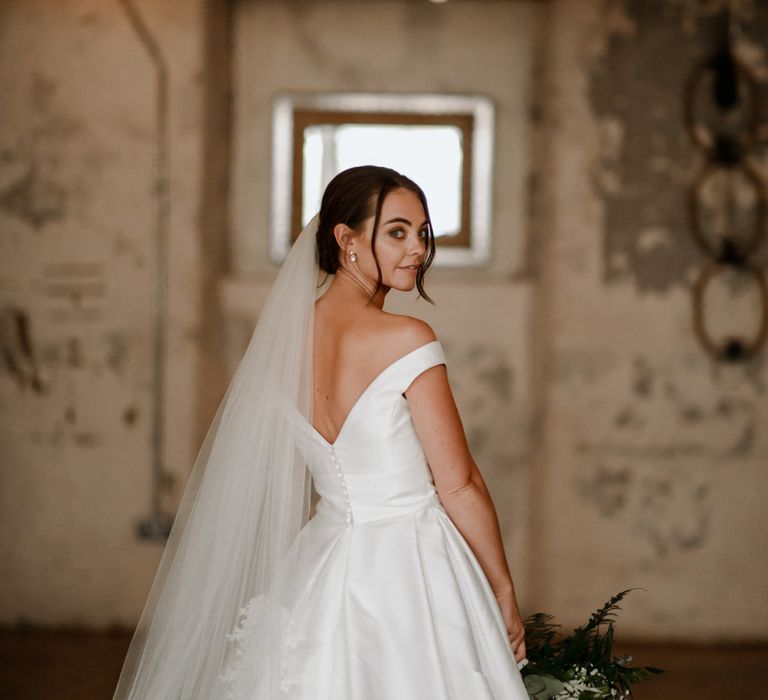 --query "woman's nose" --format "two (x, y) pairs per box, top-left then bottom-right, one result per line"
(409, 233), (426, 254)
